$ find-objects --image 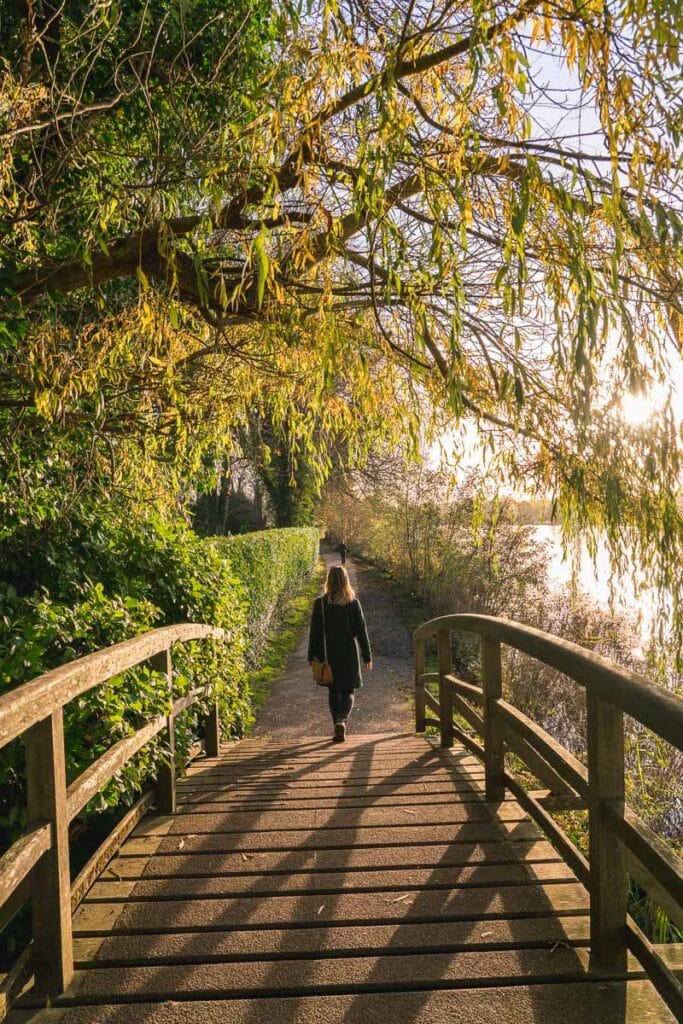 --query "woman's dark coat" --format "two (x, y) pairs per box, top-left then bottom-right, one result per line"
(308, 596), (372, 690)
